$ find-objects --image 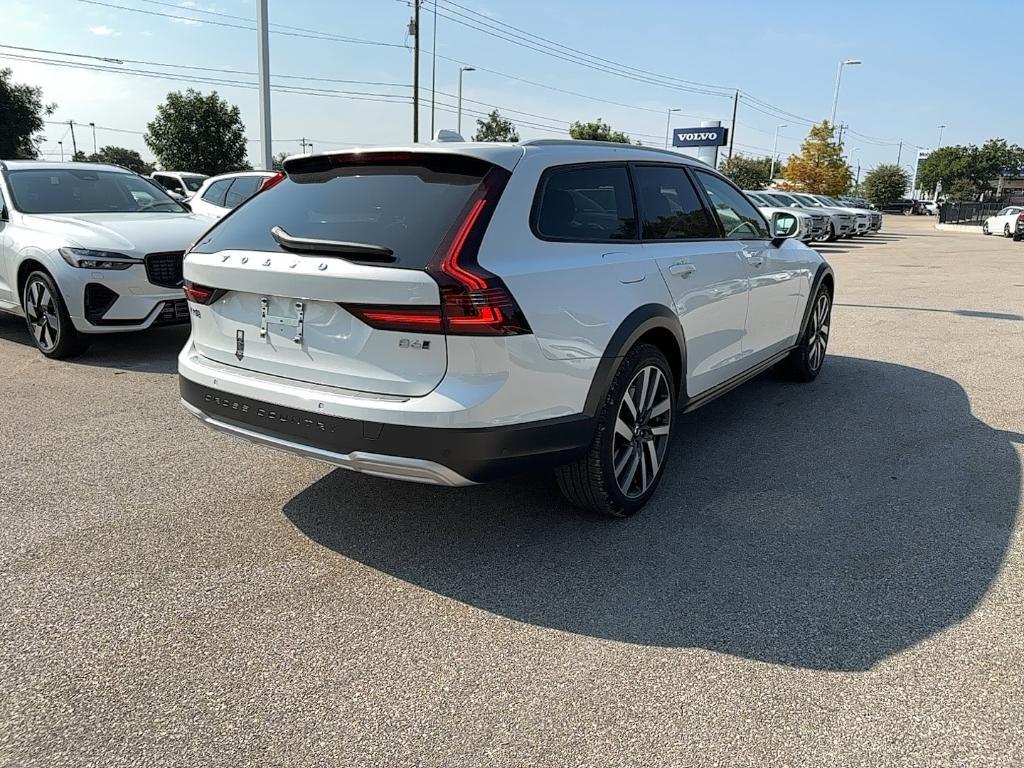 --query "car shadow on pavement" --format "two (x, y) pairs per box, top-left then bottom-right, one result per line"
(282, 355), (1020, 672)
(0, 313), (186, 374)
